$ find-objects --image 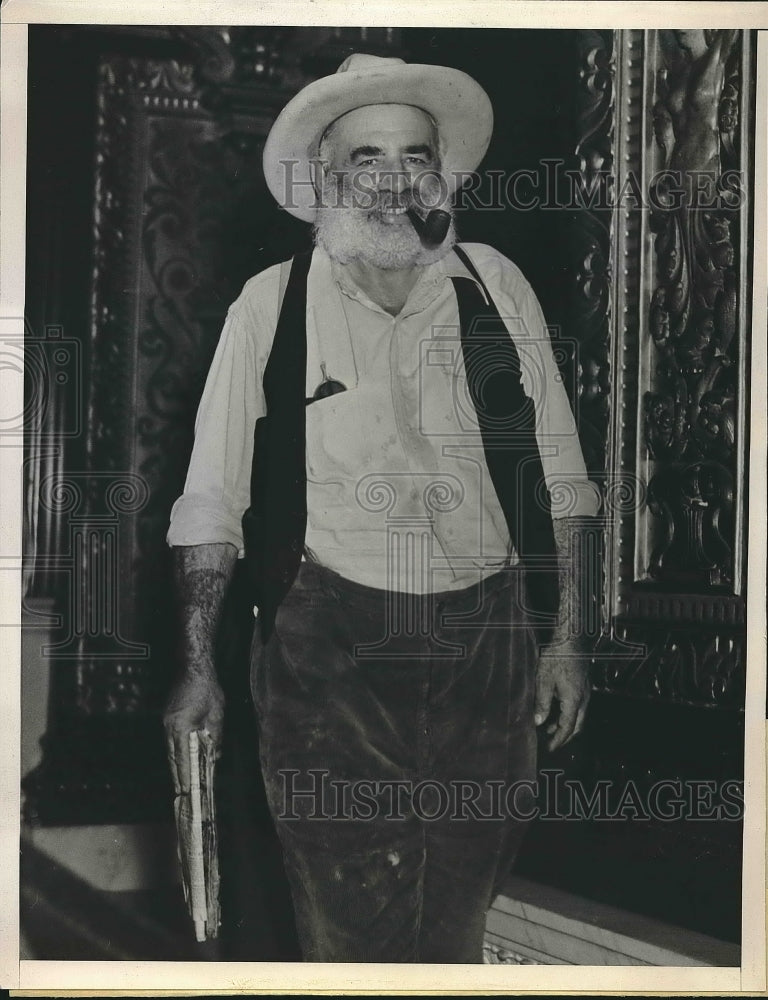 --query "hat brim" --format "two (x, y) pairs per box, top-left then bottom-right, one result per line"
(263, 63), (493, 222)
